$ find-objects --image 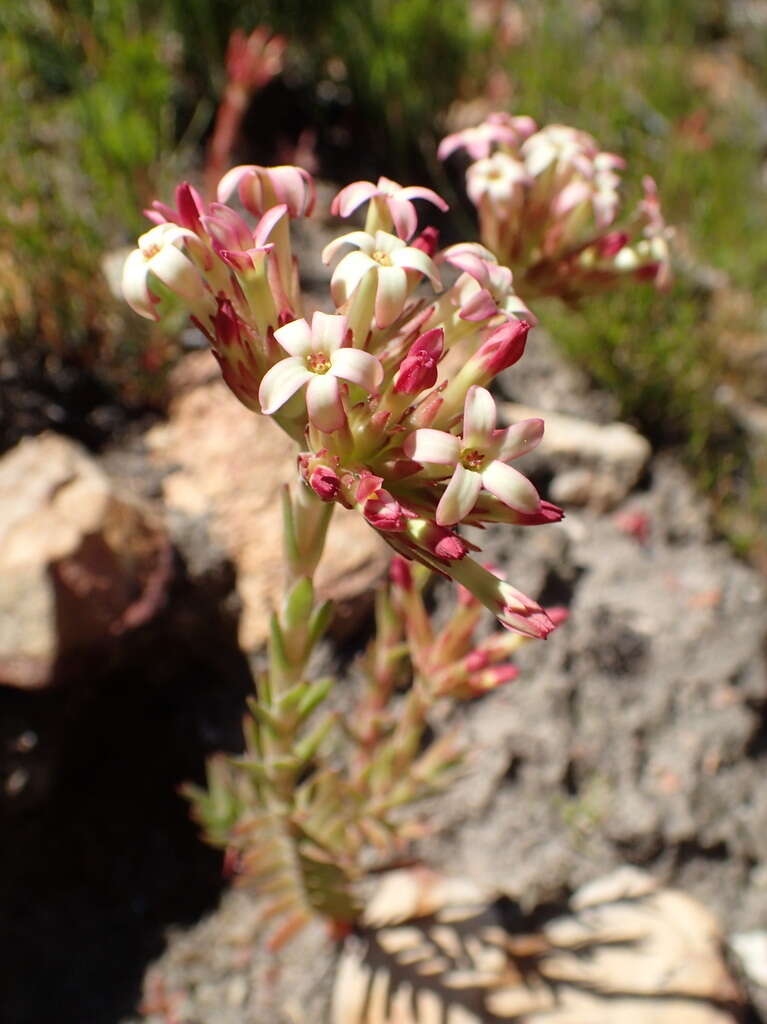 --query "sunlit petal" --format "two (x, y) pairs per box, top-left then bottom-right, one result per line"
(495, 418), (544, 461)
(404, 428), (460, 465)
(258, 358), (311, 414)
(306, 373), (346, 432)
(311, 311), (348, 353)
(481, 460), (540, 514)
(393, 247), (441, 288)
(374, 265), (408, 328)
(462, 386), (496, 448)
(436, 465), (482, 525)
(321, 231), (375, 264)
(121, 249), (156, 320)
(330, 348), (383, 392)
(330, 250), (377, 307)
(274, 318), (312, 357)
